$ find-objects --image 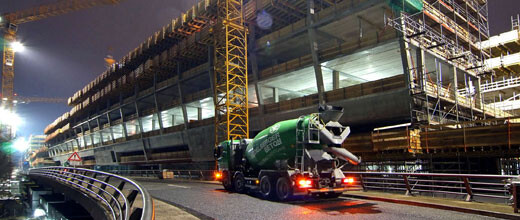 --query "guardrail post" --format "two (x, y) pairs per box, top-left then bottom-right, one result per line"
(359, 174), (366, 191)
(462, 177), (473, 202)
(403, 175), (413, 196)
(513, 183), (519, 213)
